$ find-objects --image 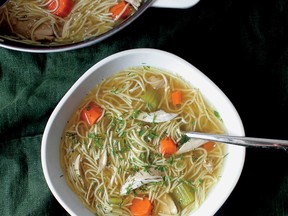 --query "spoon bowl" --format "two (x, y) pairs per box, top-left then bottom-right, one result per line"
(185, 131), (288, 150)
